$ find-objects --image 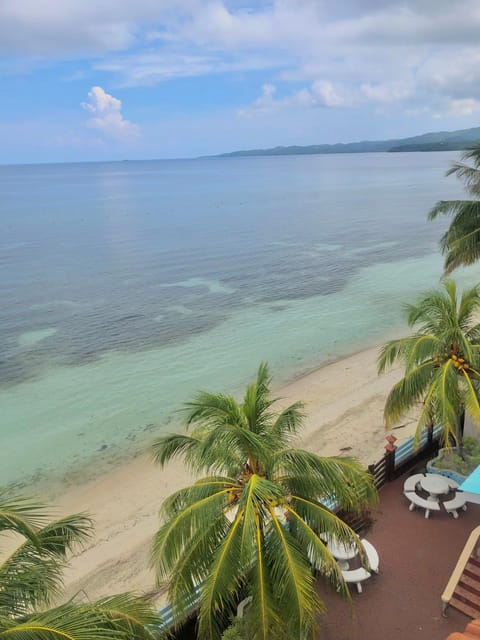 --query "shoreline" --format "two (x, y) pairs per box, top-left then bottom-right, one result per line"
(34, 343), (416, 605)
